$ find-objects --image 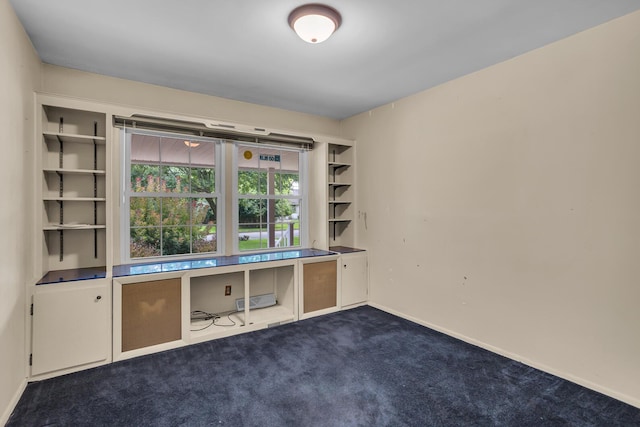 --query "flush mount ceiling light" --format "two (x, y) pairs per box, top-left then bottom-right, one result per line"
(288, 4), (342, 44)
(184, 140), (200, 148)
